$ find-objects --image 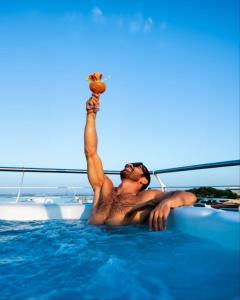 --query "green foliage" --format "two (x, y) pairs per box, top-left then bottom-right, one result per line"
(188, 187), (238, 199)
